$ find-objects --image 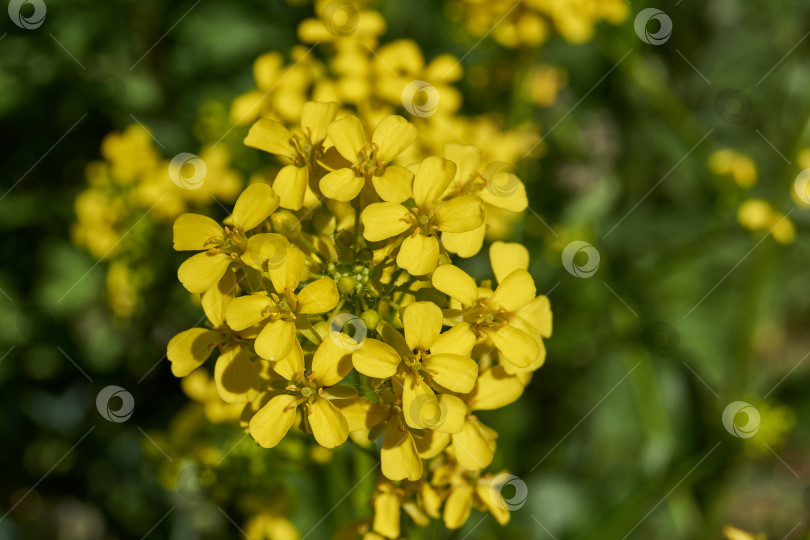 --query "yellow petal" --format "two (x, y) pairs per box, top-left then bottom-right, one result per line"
(232, 183), (280, 231)
(254, 319), (297, 361)
(452, 418), (495, 471)
(490, 242), (530, 284)
(244, 118), (293, 156)
(436, 195), (484, 233)
(373, 490), (401, 539)
(424, 353), (478, 393)
(173, 213), (223, 251)
(479, 172), (528, 212)
(167, 328), (220, 377)
(372, 115), (416, 161)
(242, 233), (291, 272)
(361, 202), (412, 242)
(311, 336), (352, 386)
(308, 399), (349, 448)
(513, 295), (553, 339)
(301, 101), (338, 143)
(273, 165), (309, 211)
(224, 293), (274, 331)
(403, 372), (441, 429)
(201, 269), (237, 327)
(443, 144), (481, 185)
(178, 252), (231, 294)
(431, 323), (475, 357)
(414, 430), (450, 459)
(421, 483), (442, 519)
(431, 265), (477, 306)
(269, 245), (305, 292)
(469, 365), (526, 411)
(442, 223), (485, 258)
(297, 277), (339, 314)
(488, 269), (536, 312)
(319, 168), (365, 202)
(396, 234), (439, 276)
(434, 394), (467, 434)
(476, 475), (511, 525)
(443, 483), (474, 529)
(484, 325), (539, 369)
(334, 397), (375, 432)
(249, 394), (298, 448)
(352, 338), (400, 378)
(372, 165), (413, 203)
(403, 301), (443, 351)
(214, 346), (261, 403)
(381, 425), (423, 481)
(326, 115), (366, 160)
(272, 340), (304, 380)
(413, 156), (456, 209)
